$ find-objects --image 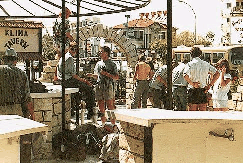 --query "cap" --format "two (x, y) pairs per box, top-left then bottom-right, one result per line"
(5, 48), (17, 57)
